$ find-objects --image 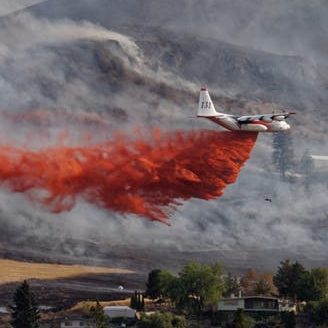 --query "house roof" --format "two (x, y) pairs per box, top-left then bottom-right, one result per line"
(104, 306), (135, 310)
(220, 296), (279, 301)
